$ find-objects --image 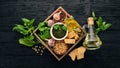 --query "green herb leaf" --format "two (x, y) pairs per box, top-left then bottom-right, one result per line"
(103, 23), (112, 30)
(38, 21), (51, 40)
(39, 30), (50, 40)
(53, 24), (59, 30)
(95, 28), (101, 34)
(39, 35), (46, 41)
(38, 22), (46, 31)
(97, 17), (103, 27)
(19, 38), (35, 47)
(13, 18), (36, 47)
(92, 11), (95, 17)
(27, 26), (34, 33)
(96, 21), (101, 27)
(29, 35), (34, 40)
(98, 17), (103, 23)
(100, 25), (105, 30)
(92, 11), (112, 34)
(25, 35), (34, 40)
(102, 21), (106, 25)
(38, 22), (45, 28)
(92, 11), (97, 20)
(29, 18), (35, 26)
(22, 18), (30, 26)
(44, 21), (48, 25)
(38, 26), (50, 32)
(43, 30), (50, 39)
(39, 27), (45, 31)
(22, 18), (30, 23)
(62, 26), (67, 31)
(13, 24), (28, 35)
